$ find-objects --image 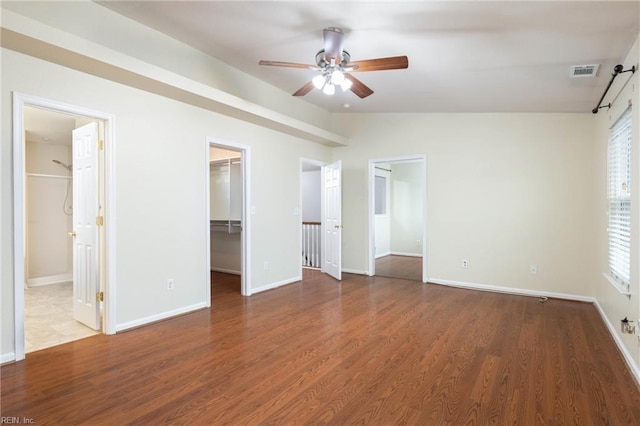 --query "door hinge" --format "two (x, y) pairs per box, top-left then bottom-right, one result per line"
(98, 139), (104, 151)
(97, 291), (104, 302)
(96, 216), (104, 226)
